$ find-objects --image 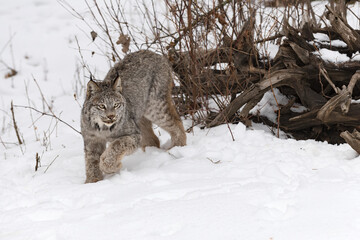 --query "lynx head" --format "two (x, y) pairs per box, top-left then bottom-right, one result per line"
(85, 76), (126, 128)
